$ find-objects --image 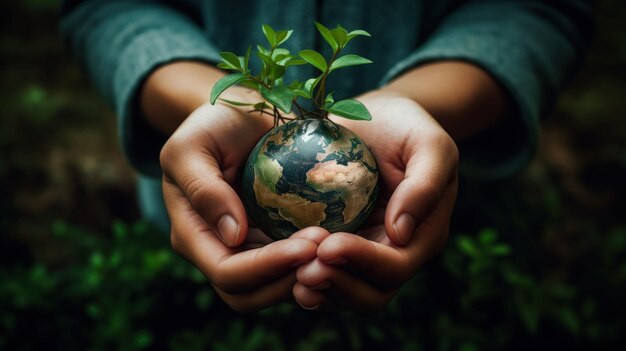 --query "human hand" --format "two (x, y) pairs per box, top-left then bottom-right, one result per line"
(293, 90), (459, 312)
(160, 93), (321, 312)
